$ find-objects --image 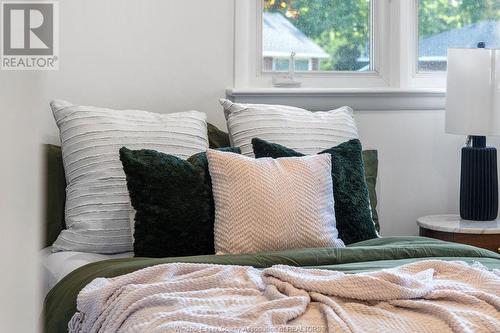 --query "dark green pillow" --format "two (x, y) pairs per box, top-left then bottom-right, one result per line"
(43, 144), (66, 248)
(208, 123), (230, 149)
(362, 150), (379, 232)
(119, 146), (240, 257)
(252, 138), (378, 244)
